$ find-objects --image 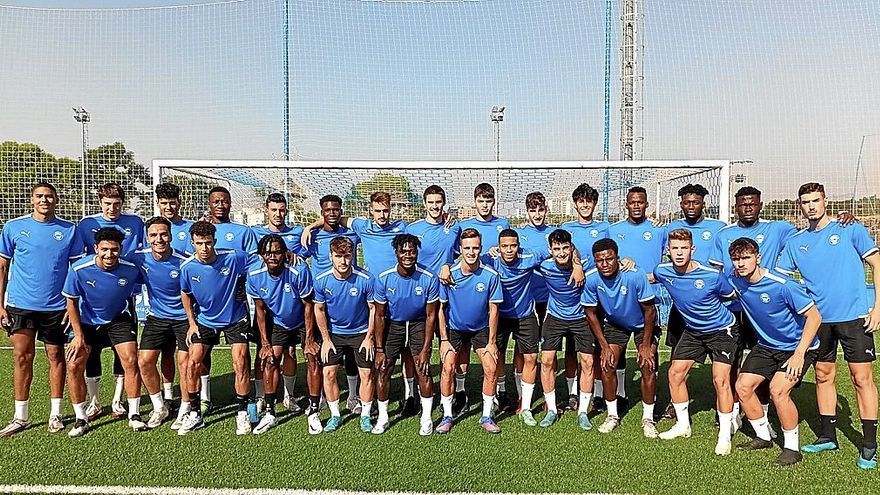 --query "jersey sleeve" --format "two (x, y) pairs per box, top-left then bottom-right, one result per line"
(364, 274), (375, 303)
(179, 266), (193, 294)
(522, 248), (550, 268)
(312, 276), (325, 304)
(637, 272), (656, 302)
(716, 272), (736, 298)
(774, 243), (797, 276)
(245, 273), (261, 299)
(290, 227), (308, 258)
(439, 282), (449, 304)
(243, 228), (258, 255)
(500, 218), (511, 230)
(296, 264), (314, 299)
(851, 223), (880, 259)
(67, 228), (85, 260)
(783, 279), (816, 315)
(488, 272), (503, 303)
(372, 276), (388, 304)
(708, 234), (724, 266)
(427, 275), (440, 303)
(61, 265), (80, 299)
(580, 278), (598, 306)
(778, 222), (797, 245)
(350, 218), (369, 236)
(0, 224), (14, 259)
